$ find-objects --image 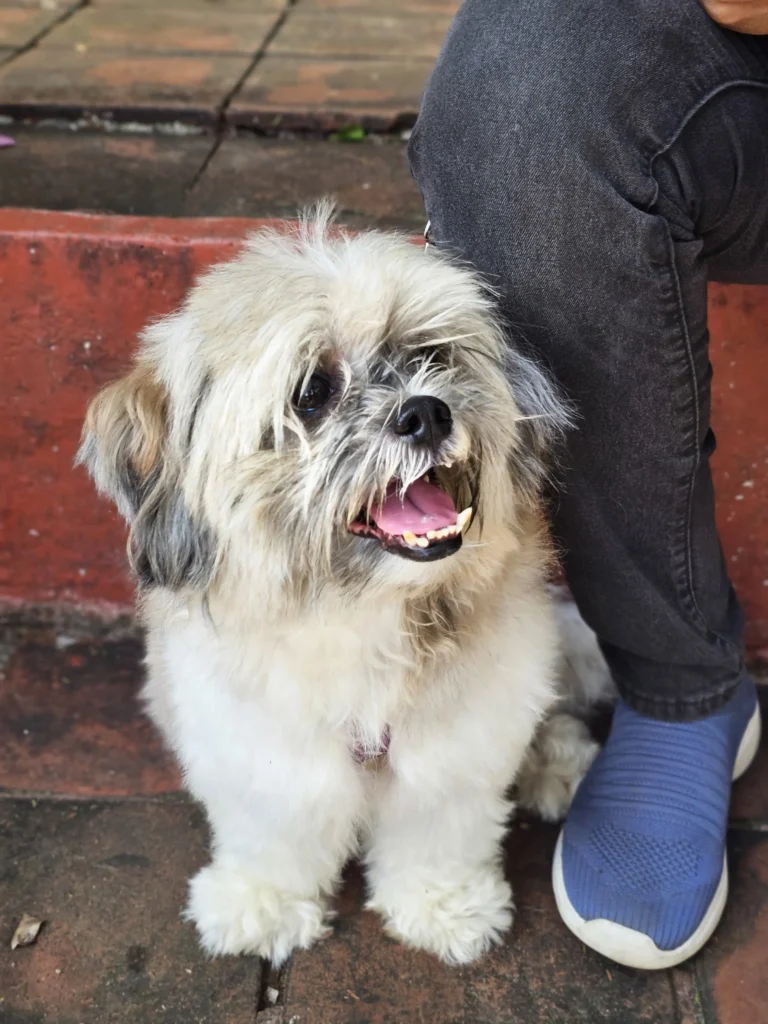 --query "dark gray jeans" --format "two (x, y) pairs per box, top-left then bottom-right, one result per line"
(409, 0), (768, 721)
